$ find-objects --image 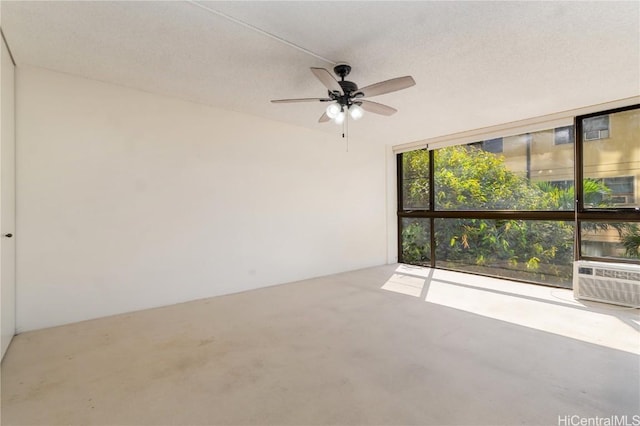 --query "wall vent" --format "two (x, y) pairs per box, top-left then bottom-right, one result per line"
(573, 261), (640, 307)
